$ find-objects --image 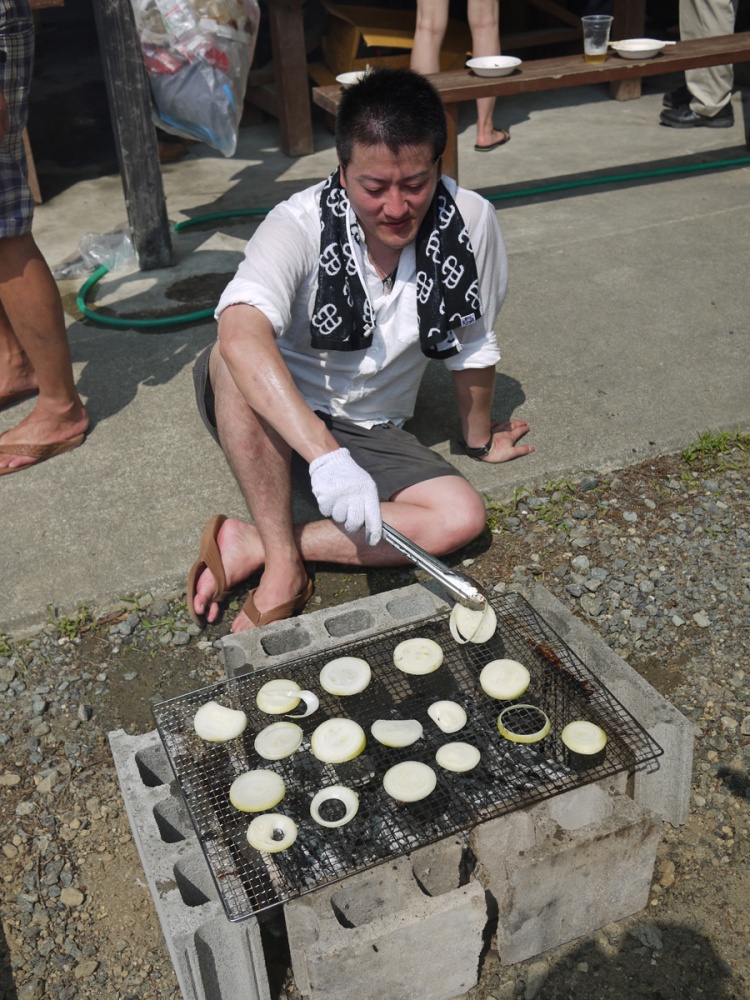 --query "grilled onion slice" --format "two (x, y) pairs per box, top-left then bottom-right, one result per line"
(254, 721), (303, 760)
(427, 700), (467, 734)
(320, 656), (372, 696)
(392, 637), (443, 675)
(383, 760), (437, 802)
(246, 813), (297, 853)
(229, 769), (285, 812)
(479, 658), (531, 700)
(310, 785), (360, 828)
(310, 718), (366, 763)
(286, 690), (320, 718)
(435, 741), (481, 773)
(449, 602), (497, 644)
(370, 718), (423, 748)
(256, 679), (301, 715)
(193, 701), (248, 742)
